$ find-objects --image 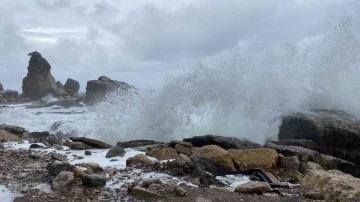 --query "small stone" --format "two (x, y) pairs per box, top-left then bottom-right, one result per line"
(234, 181), (271, 195)
(191, 178), (201, 186)
(85, 151), (92, 155)
(174, 186), (186, 196)
(46, 161), (72, 176)
(82, 174), (107, 187)
(105, 146), (126, 158)
(131, 186), (162, 199)
(30, 143), (43, 149)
